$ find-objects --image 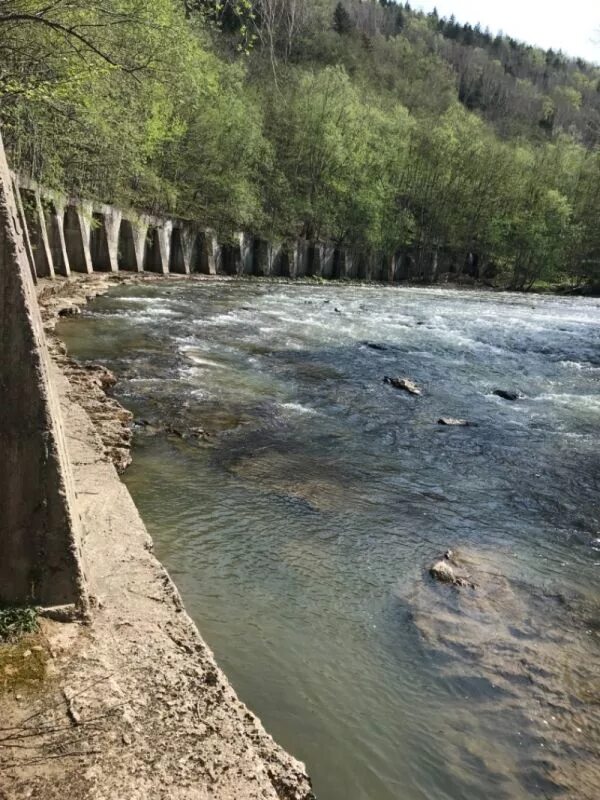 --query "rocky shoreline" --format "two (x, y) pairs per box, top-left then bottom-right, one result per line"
(0, 274), (314, 800)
